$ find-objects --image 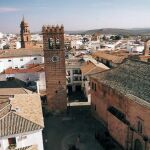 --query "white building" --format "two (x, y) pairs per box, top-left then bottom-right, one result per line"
(15, 41), (21, 49)
(71, 40), (83, 49)
(0, 64), (44, 82)
(0, 40), (7, 50)
(66, 58), (83, 92)
(36, 72), (46, 94)
(88, 41), (101, 50)
(126, 39), (144, 54)
(0, 33), (4, 39)
(31, 34), (43, 41)
(0, 49), (44, 73)
(0, 88), (44, 150)
(127, 44), (144, 54)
